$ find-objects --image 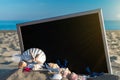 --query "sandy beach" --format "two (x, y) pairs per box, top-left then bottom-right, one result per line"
(0, 30), (120, 79)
